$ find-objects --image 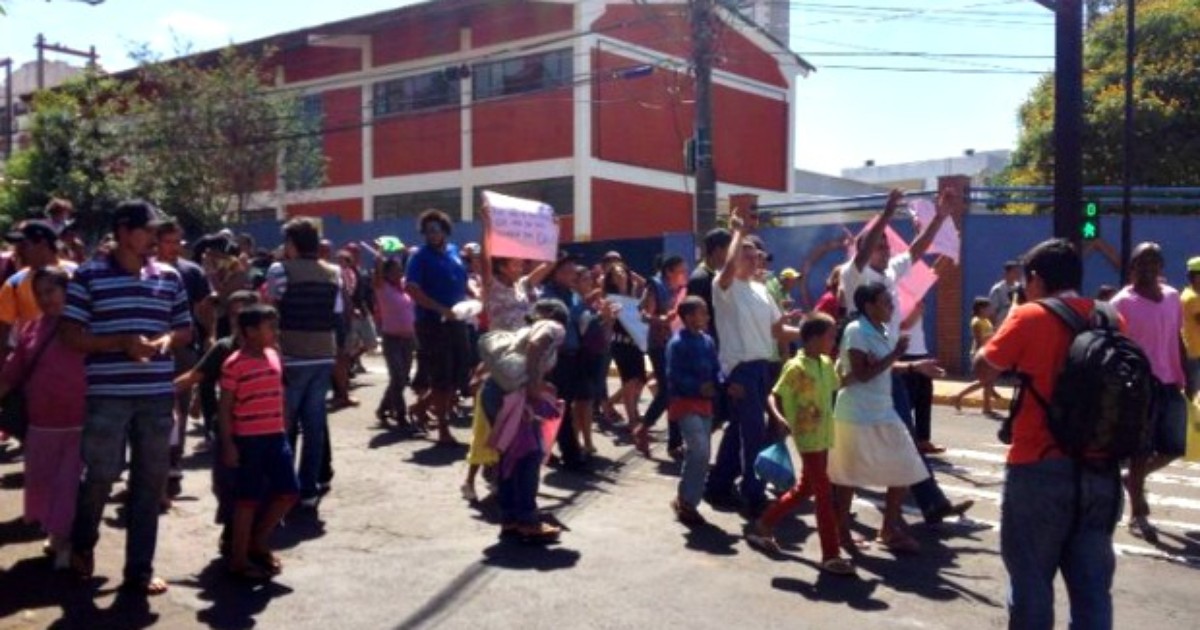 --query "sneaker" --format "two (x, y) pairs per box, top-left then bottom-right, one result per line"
(461, 483), (478, 502)
(1128, 515), (1159, 544)
(671, 498), (707, 526)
